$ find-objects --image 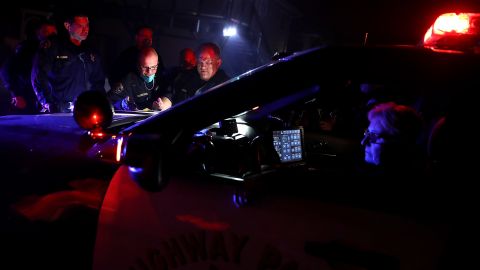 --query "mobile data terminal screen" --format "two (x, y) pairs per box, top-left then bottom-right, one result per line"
(272, 128), (304, 163)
